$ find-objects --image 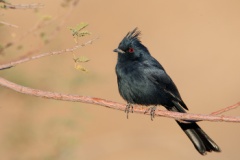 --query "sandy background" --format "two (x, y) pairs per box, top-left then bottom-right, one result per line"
(0, 0), (240, 159)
